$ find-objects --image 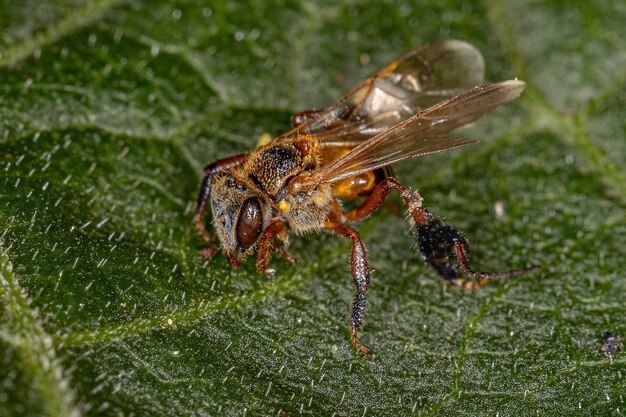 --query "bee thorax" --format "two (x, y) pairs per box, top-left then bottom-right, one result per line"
(241, 137), (319, 197)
